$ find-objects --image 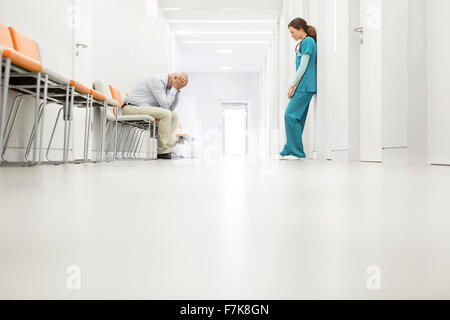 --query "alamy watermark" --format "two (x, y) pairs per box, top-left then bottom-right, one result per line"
(366, 265), (382, 290)
(66, 265), (81, 291)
